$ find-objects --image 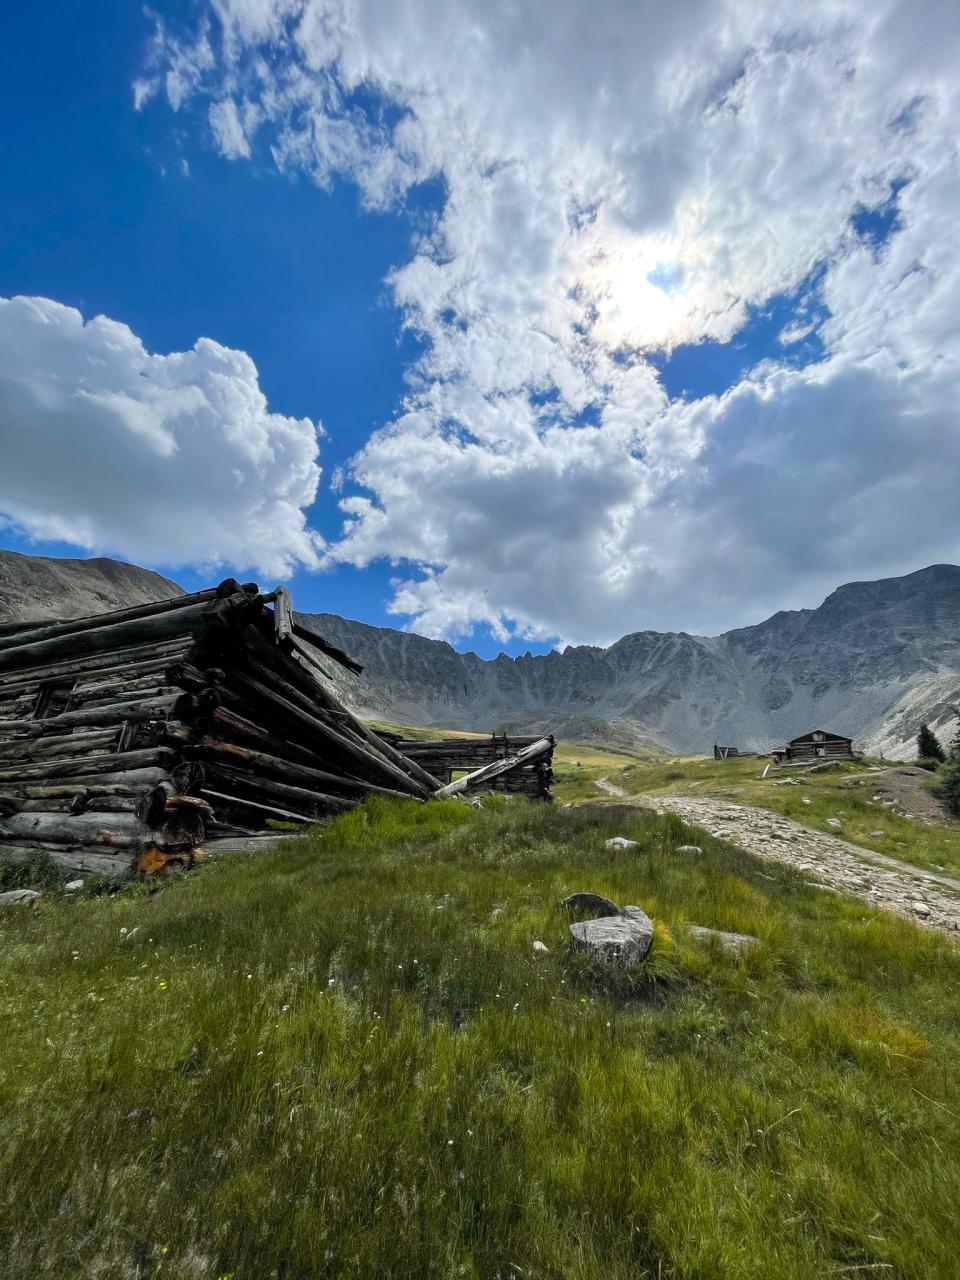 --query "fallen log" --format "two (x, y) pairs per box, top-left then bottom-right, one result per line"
(0, 587), (219, 653)
(199, 788), (332, 825)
